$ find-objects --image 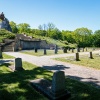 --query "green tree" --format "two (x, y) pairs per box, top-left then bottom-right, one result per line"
(17, 23), (31, 34)
(73, 27), (93, 47)
(9, 21), (18, 33)
(93, 30), (100, 47)
(62, 30), (75, 43)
